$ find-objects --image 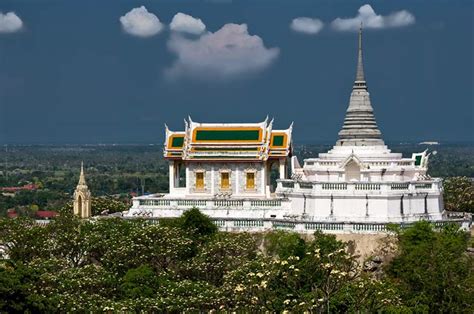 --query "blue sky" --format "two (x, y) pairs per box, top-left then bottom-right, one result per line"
(0, 0), (472, 144)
